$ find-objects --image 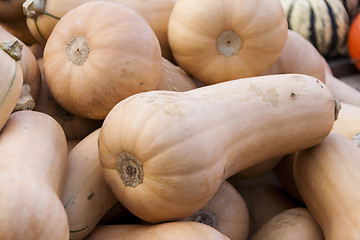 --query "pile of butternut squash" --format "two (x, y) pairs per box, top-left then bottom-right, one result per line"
(1, 0), (360, 239)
